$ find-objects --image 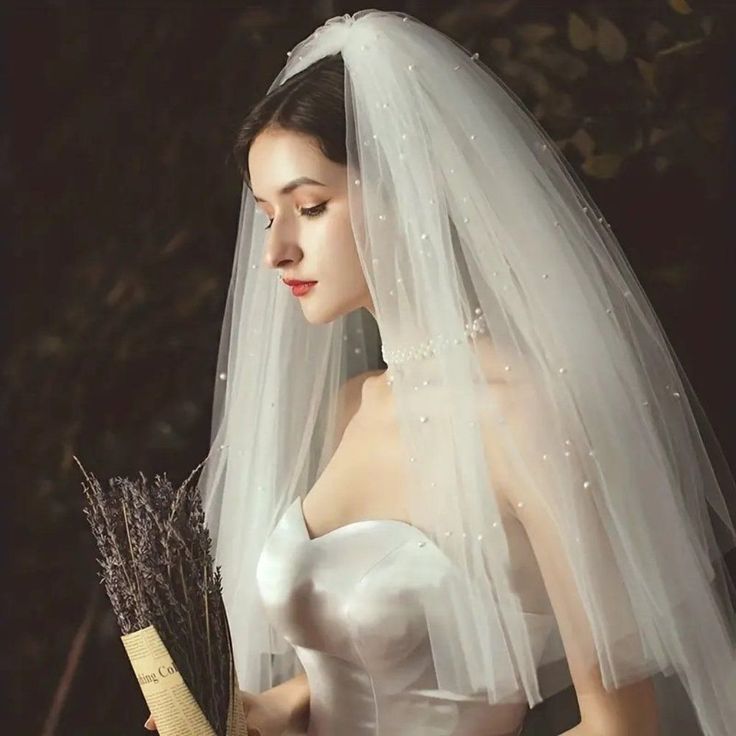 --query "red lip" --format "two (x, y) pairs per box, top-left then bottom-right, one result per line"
(283, 278), (317, 286)
(290, 282), (316, 297)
